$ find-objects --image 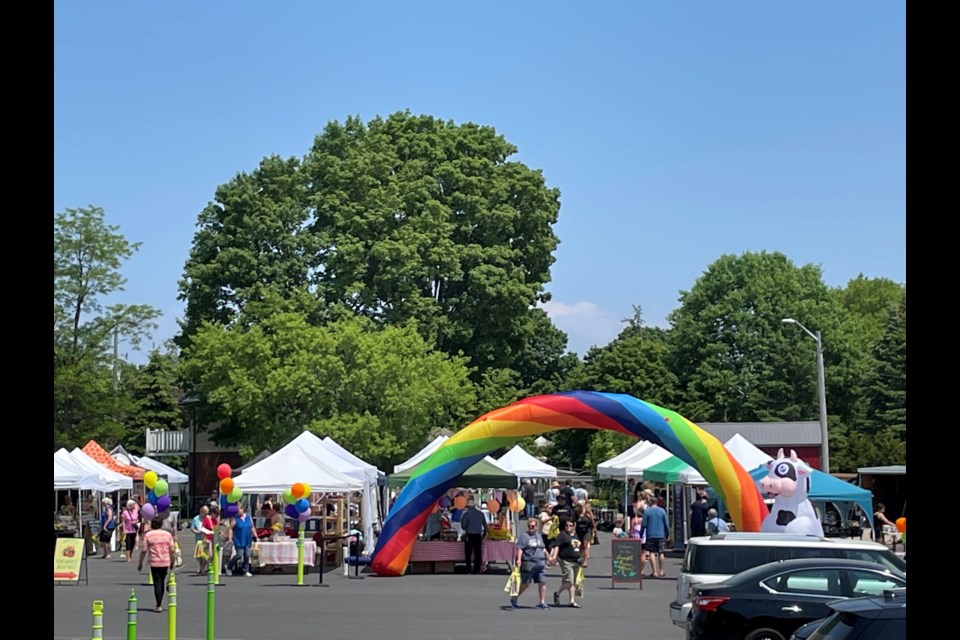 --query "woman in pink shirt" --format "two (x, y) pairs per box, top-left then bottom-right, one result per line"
(121, 500), (140, 563)
(138, 518), (176, 612)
